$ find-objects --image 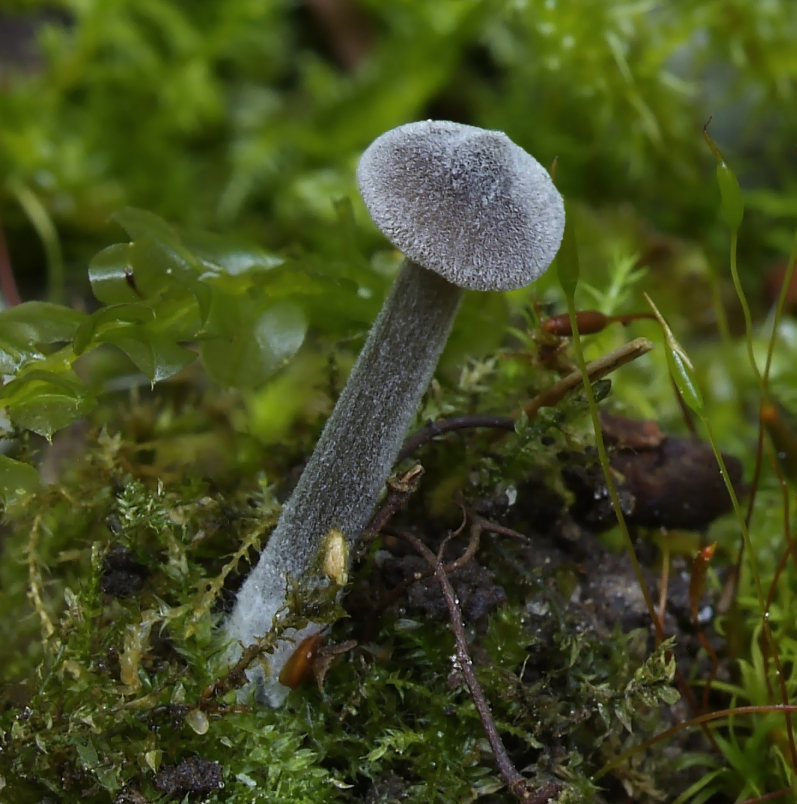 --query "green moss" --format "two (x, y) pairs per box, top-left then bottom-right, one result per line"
(2, 1), (797, 801)
(0, 351), (689, 803)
